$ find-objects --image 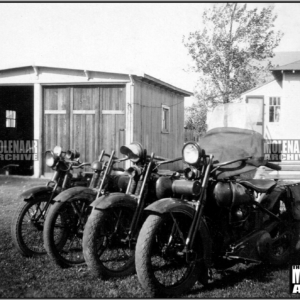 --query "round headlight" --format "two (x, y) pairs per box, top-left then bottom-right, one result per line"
(53, 146), (62, 156)
(45, 151), (58, 167)
(120, 142), (144, 163)
(182, 142), (202, 166)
